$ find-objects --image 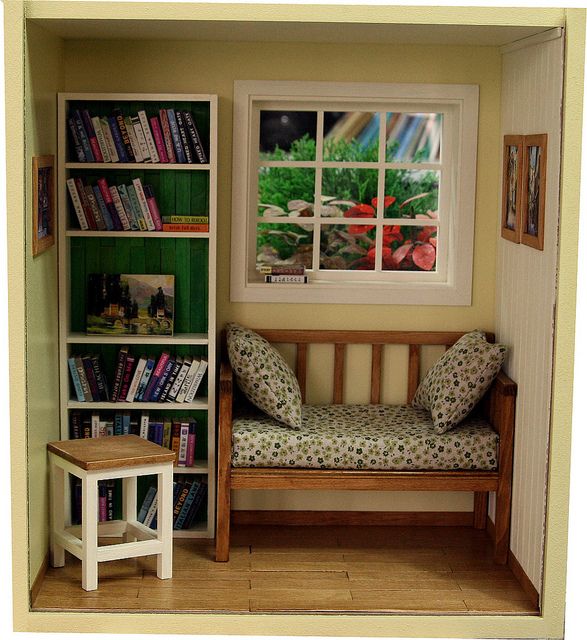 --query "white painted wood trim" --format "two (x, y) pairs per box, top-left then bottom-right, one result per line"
(67, 331), (209, 345)
(500, 27), (563, 54)
(97, 539), (164, 563)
